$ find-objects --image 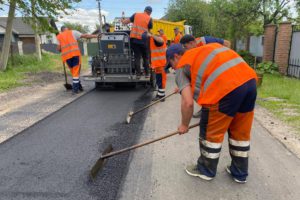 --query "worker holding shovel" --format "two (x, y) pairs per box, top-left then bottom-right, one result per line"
(165, 44), (257, 183)
(56, 26), (98, 94)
